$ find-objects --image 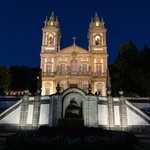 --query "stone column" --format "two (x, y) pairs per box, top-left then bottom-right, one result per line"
(32, 92), (41, 130)
(50, 95), (62, 126)
(83, 96), (98, 127)
(119, 91), (128, 131)
(107, 91), (115, 130)
(19, 90), (29, 130)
